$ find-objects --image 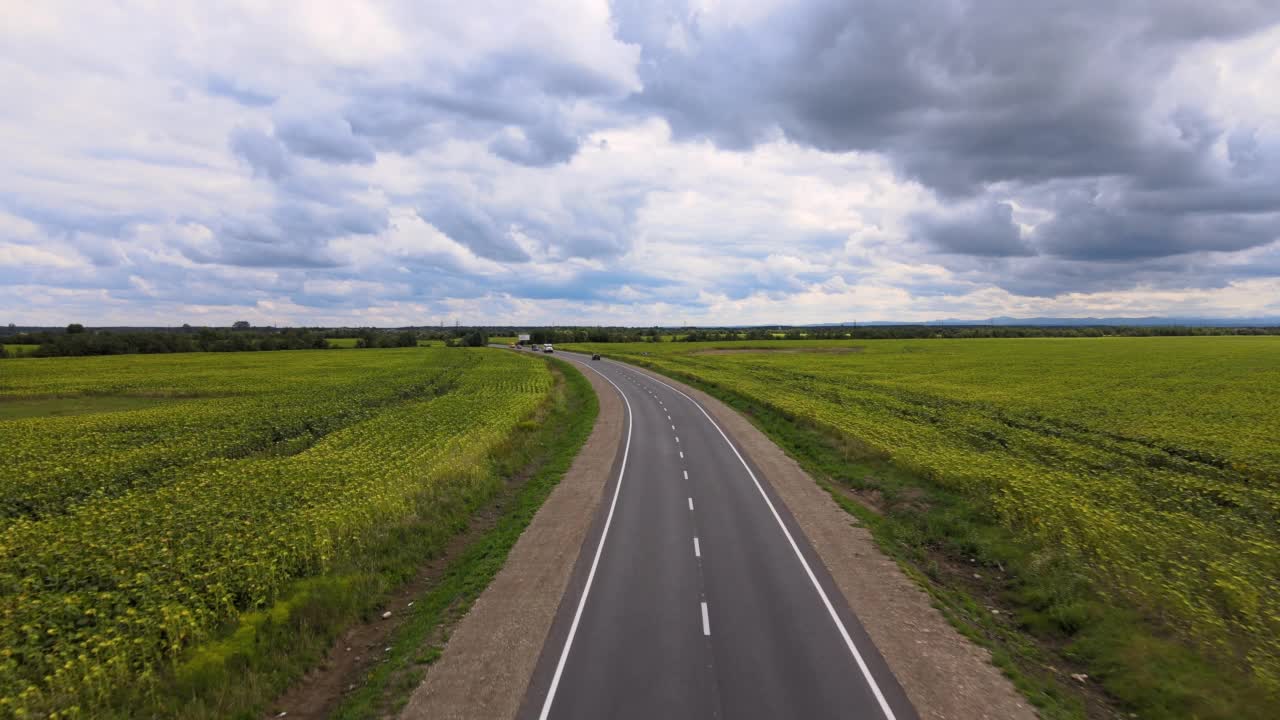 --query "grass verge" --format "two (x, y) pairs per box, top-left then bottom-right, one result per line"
(84, 355), (596, 719)
(611, 359), (1268, 720)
